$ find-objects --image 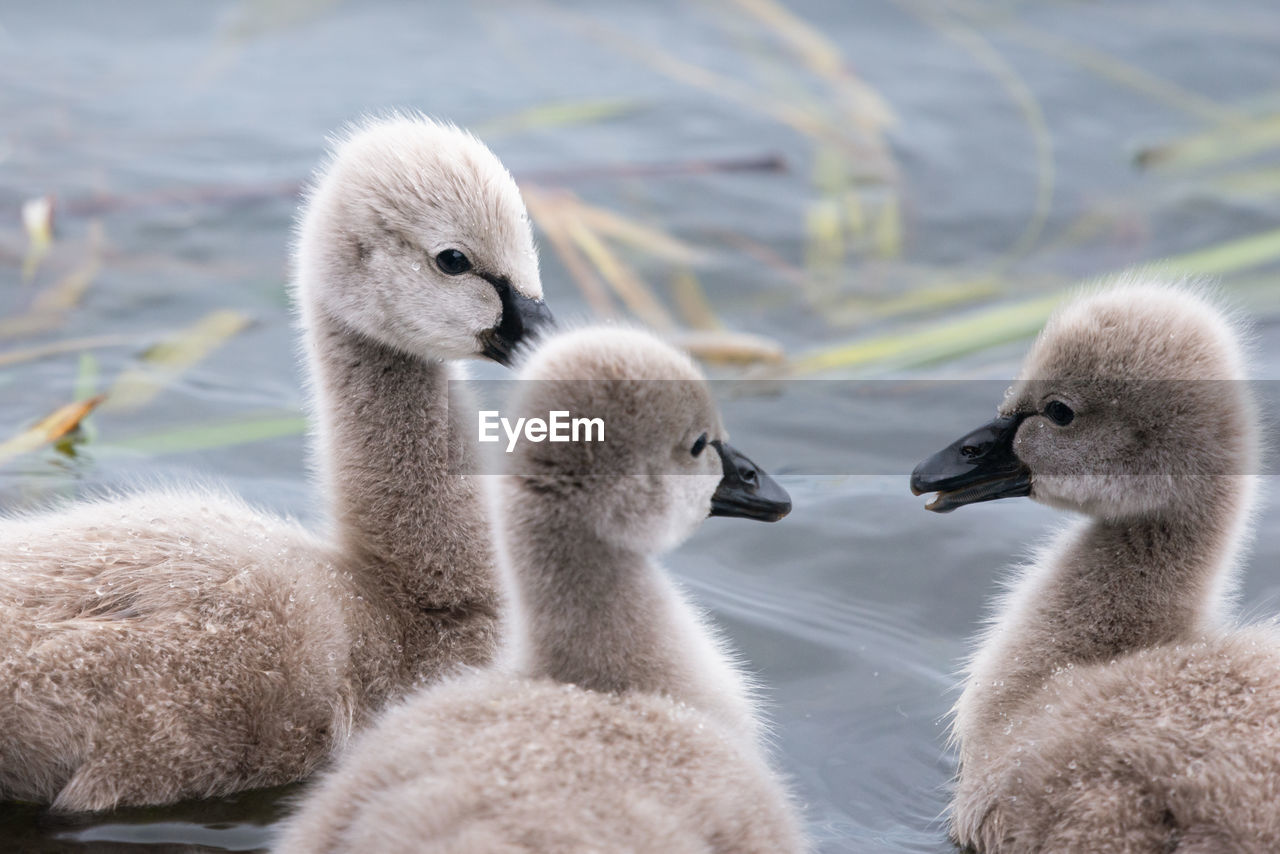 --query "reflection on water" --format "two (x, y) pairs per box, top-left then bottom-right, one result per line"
(0, 785), (297, 852)
(2, 1), (1279, 851)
